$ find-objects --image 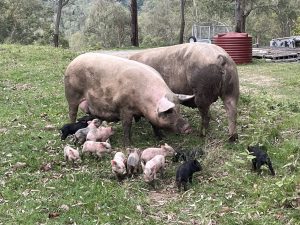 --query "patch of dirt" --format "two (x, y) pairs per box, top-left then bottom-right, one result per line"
(2, 80), (34, 91)
(239, 74), (278, 93)
(148, 185), (179, 207)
